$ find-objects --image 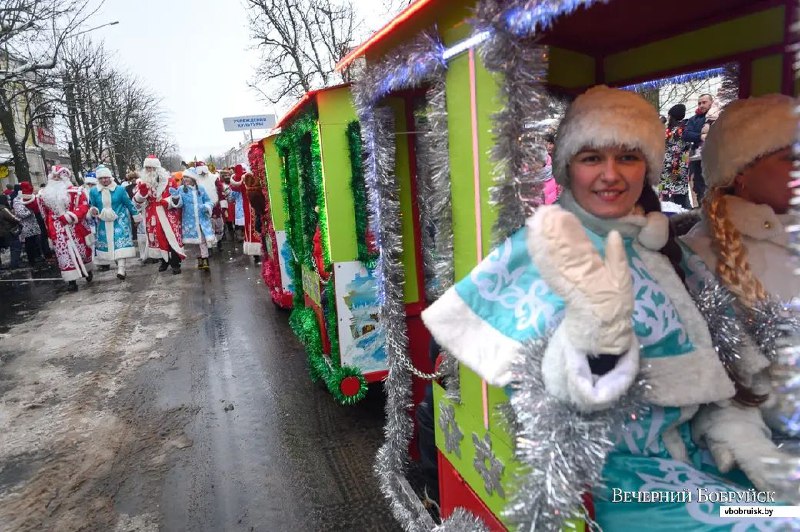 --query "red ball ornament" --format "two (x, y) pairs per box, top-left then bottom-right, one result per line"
(339, 376), (362, 397)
